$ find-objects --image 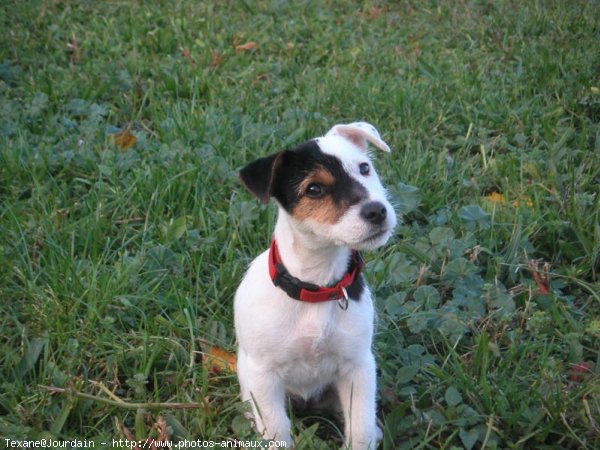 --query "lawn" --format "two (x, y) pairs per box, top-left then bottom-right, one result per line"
(0, 0), (599, 448)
